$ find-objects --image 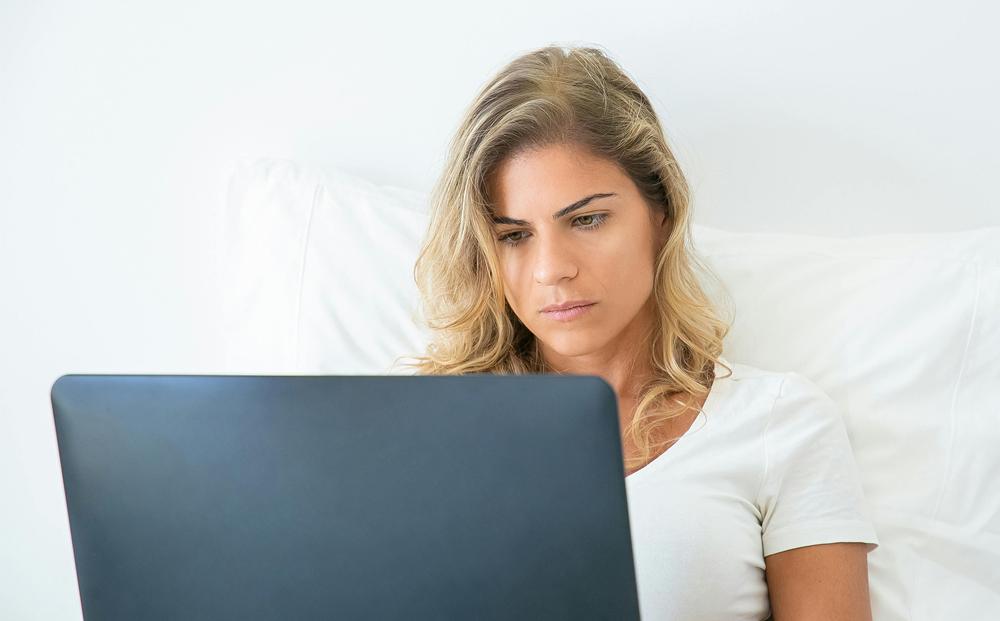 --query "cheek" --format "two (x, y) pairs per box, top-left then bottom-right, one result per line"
(504, 264), (538, 322)
(500, 261), (523, 310)
(614, 231), (655, 270)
